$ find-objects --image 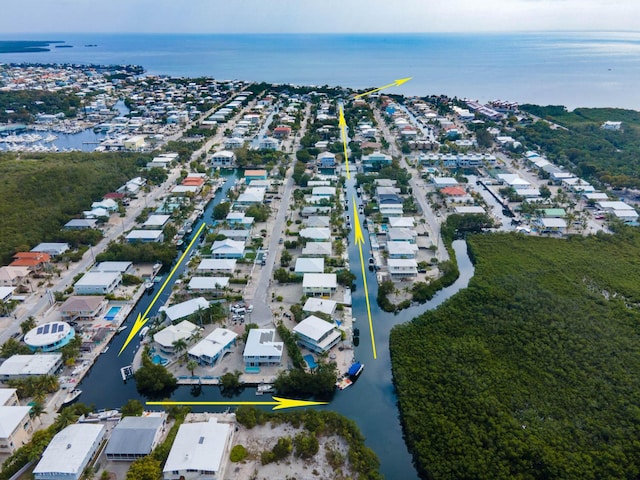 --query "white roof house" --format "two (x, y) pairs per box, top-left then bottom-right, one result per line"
(301, 242), (332, 257)
(293, 315), (341, 354)
(91, 261), (133, 274)
(163, 419), (232, 480)
(188, 277), (230, 292)
(312, 186), (336, 197)
(388, 217), (415, 228)
(295, 257), (325, 275)
(142, 215), (171, 229)
(34, 424), (106, 480)
(125, 230), (164, 243)
(303, 273), (338, 297)
(537, 218), (568, 230)
(236, 187), (266, 205)
(211, 239), (245, 258)
(154, 320), (199, 353)
(74, 271), (121, 295)
(387, 258), (418, 279)
(612, 209), (639, 221)
(597, 201), (634, 212)
(162, 298), (210, 323)
(196, 259), (237, 273)
(171, 185), (199, 194)
(302, 298), (337, 316)
(431, 177), (459, 188)
(0, 406), (32, 453)
(304, 216), (331, 228)
(188, 328), (238, 366)
(0, 389), (18, 406)
(0, 354), (63, 380)
(31, 243), (69, 256)
(387, 241), (419, 259)
(454, 206), (486, 214)
(243, 329), (283, 367)
(299, 228), (331, 242)
(583, 192), (609, 201)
